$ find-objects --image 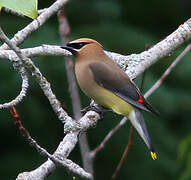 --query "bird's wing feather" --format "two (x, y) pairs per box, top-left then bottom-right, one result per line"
(89, 61), (159, 115)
